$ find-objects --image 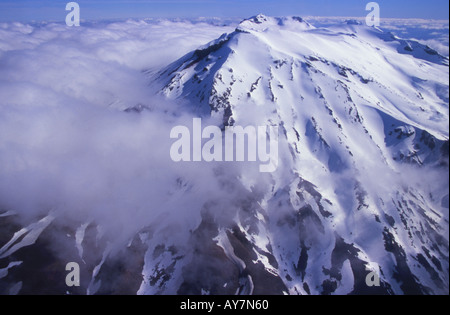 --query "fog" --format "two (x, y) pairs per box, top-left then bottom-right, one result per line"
(0, 19), (238, 251)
